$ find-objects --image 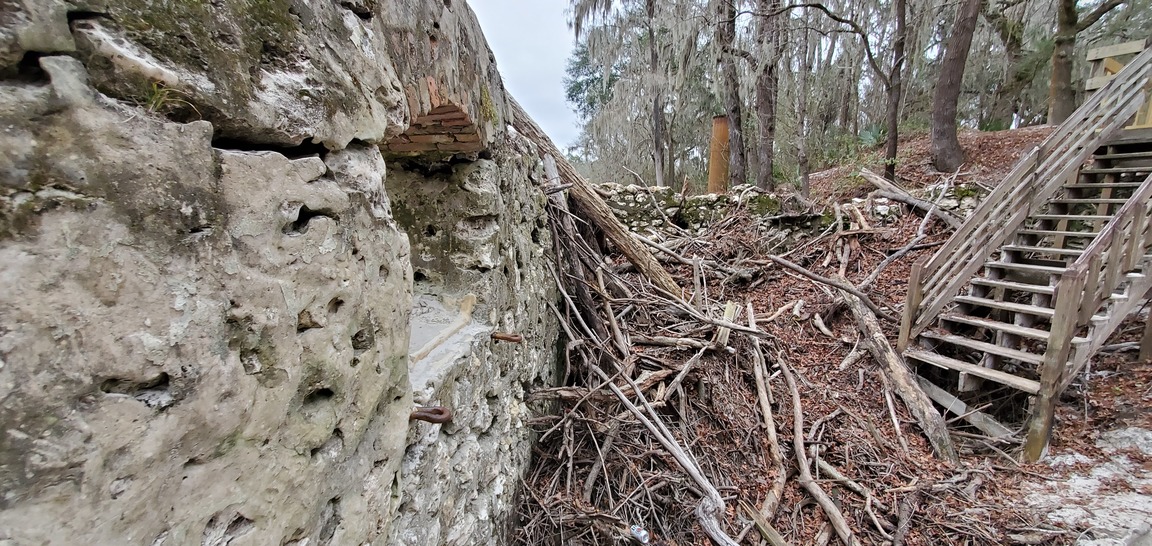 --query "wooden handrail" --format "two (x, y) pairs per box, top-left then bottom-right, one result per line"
(1062, 171), (1152, 330)
(898, 46), (1152, 345)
